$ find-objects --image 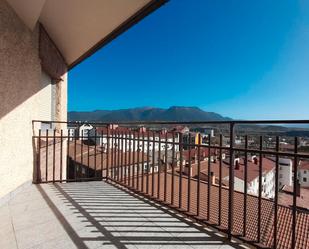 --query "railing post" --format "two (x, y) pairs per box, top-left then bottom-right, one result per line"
(258, 136), (263, 243)
(187, 133), (192, 212)
(197, 133), (201, 217)
(94, 129), (97, 177)
(218, 133), (223, 226)
(179, 133), (183, 209)
(37, 129), (41, 183)
(291, 137), (298, 249)
(243, 135), (248, 237)
(273, 136), (279, 249)
(60, 129), (63, 182)
(228, 122), (235, 240)
(45, 129), (49, 182)
(106, 126), (109, 181)
(207, 134), (211, 221)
